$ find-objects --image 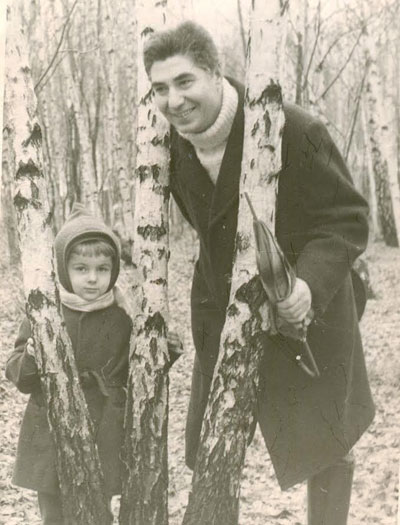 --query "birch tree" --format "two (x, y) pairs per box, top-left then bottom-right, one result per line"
(119, 1), (170, 524)
(182, 1), (288, 524)
(363, 32), (400, 247)
(4, 5), (112, 524)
